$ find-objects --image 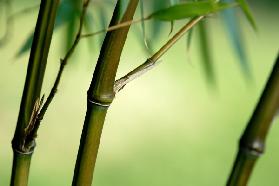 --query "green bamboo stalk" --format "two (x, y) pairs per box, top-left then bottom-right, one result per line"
(72, 1), (139, 185)
(10, 0), (59, 185)
(227, 55), (279, 186)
